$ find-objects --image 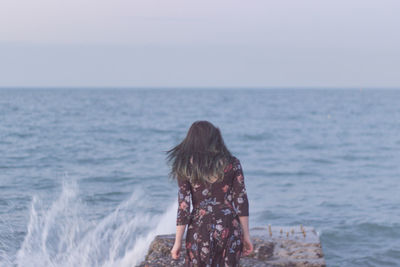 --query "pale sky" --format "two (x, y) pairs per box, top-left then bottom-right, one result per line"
(0, 0), (399, 88)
